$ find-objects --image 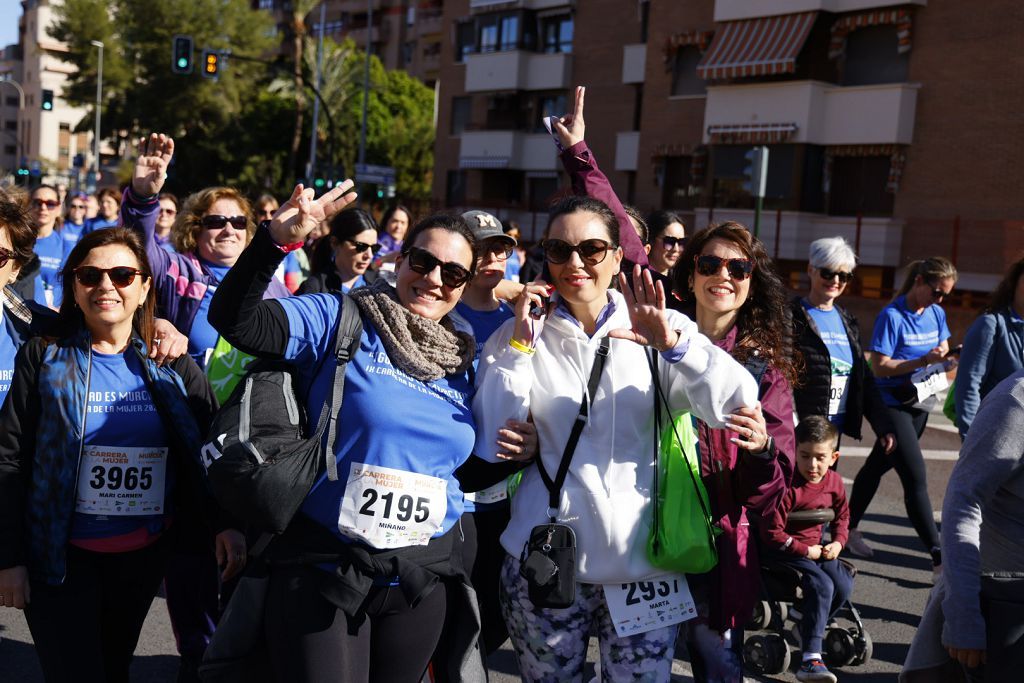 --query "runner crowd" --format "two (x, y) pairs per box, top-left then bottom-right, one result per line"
(0, 87), (1020, 683)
